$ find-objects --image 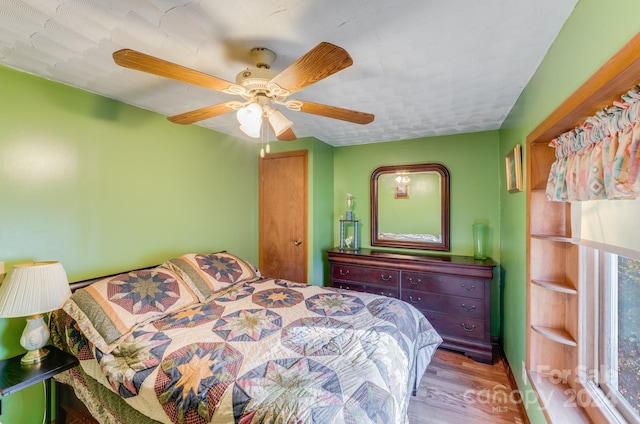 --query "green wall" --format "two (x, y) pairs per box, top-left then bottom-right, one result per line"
(498, 1), (640, 422)
(3, 2), (639, 423)
(0, 66), (260, 423)
(333, 131), (502, 336)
